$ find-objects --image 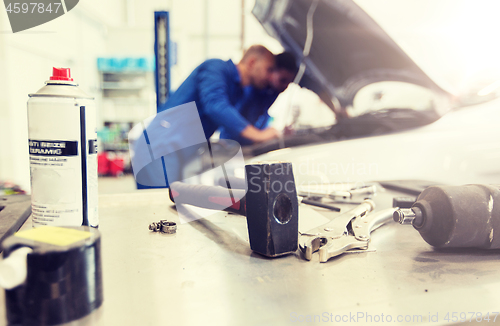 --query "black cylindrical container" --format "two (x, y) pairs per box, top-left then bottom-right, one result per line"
(1, 226), (103, 325)
(411, 184), (500, 248)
